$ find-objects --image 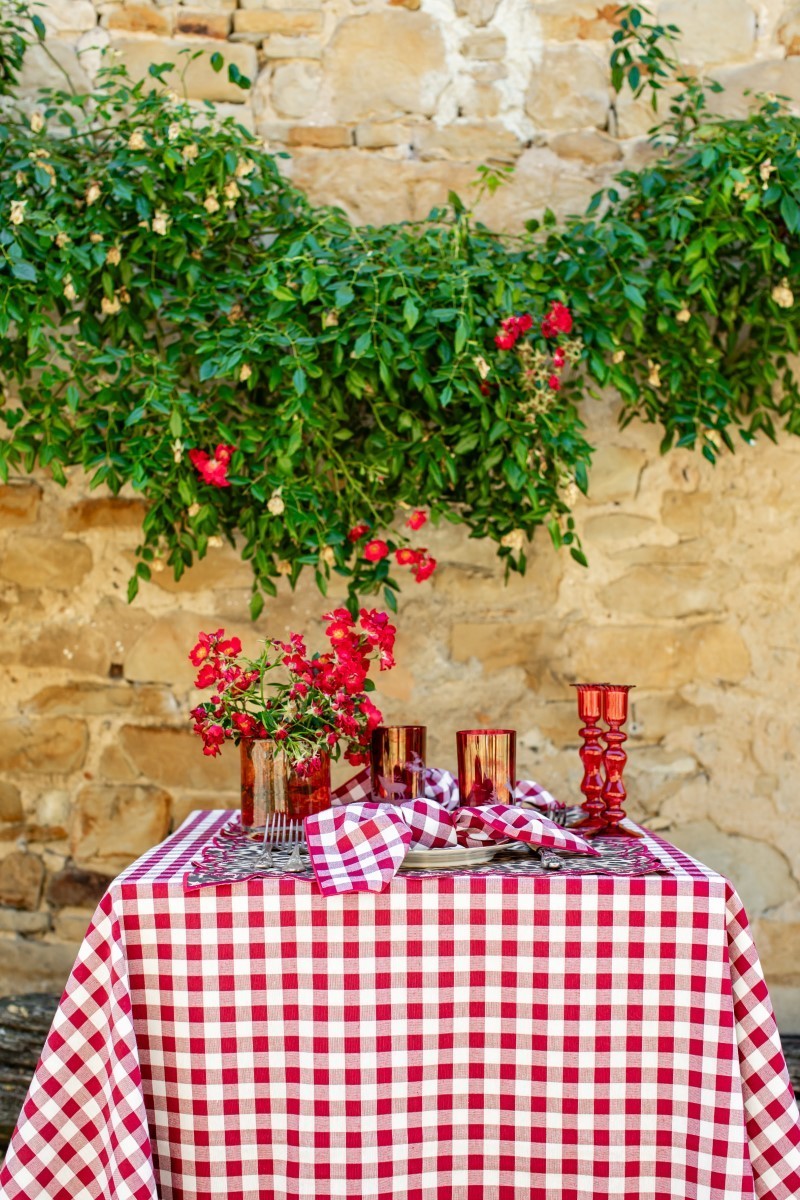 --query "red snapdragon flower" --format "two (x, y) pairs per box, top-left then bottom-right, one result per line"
(188, 444), (236, 488)
(348, 523), (370, 542)
(364, 539), (389, 562)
